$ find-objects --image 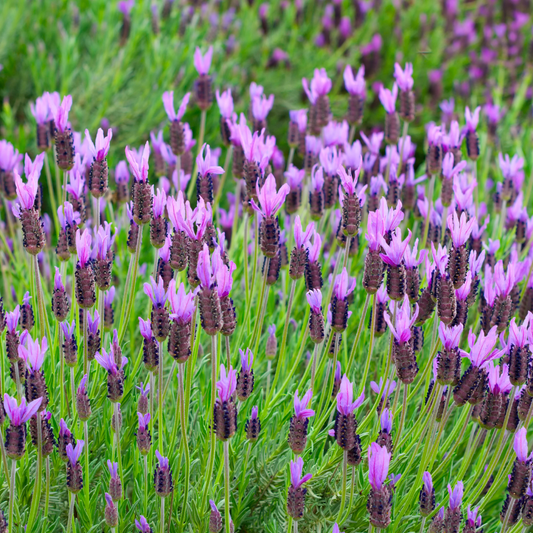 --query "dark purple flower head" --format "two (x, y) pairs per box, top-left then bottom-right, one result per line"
(194, 46), (213, 76)
(290, 456), (312, 488)
(368, 442), (391, 490)
(394, 63), (414, 92)
(384, 296), (419, 344)
(336, 375), (364, 415)
(4, 394), (42, 426)
(294, 389), (315, 420)
(447, 481), (463, 509)
(343, 65), (365, 97)
(155, 450), (169, 470)
(379, 84), (398, 114)
(239, 348), (253, 373)
(380, 228), (411, 267)
(162, 91), (190, 122)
